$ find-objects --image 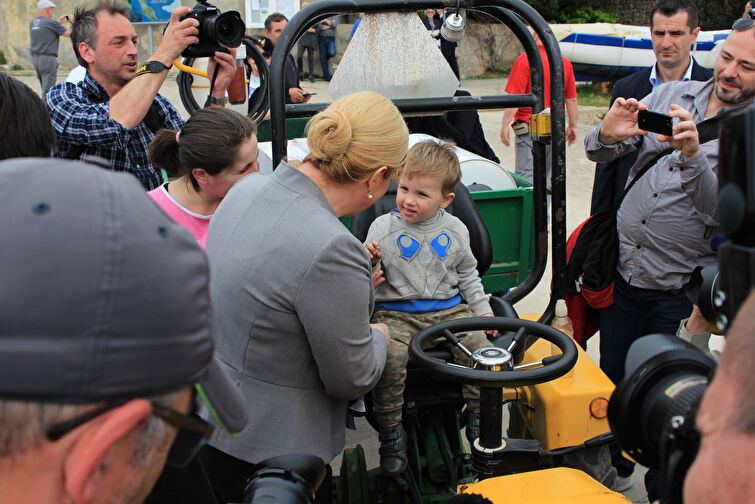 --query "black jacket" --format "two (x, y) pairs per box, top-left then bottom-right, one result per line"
(589, 58), (713, 215)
